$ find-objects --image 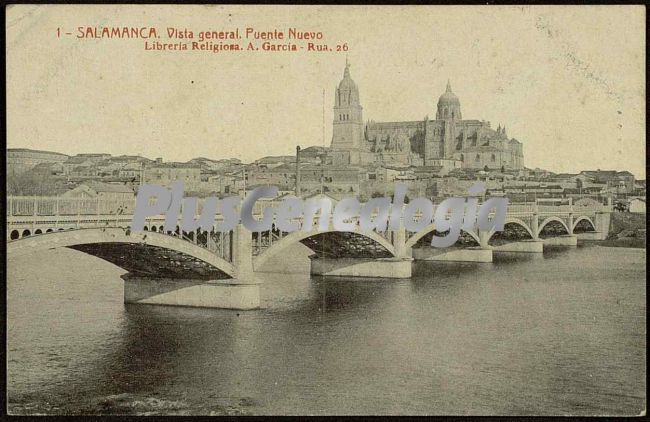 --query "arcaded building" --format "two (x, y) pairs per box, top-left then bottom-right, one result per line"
(328, 62), (524, 170)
